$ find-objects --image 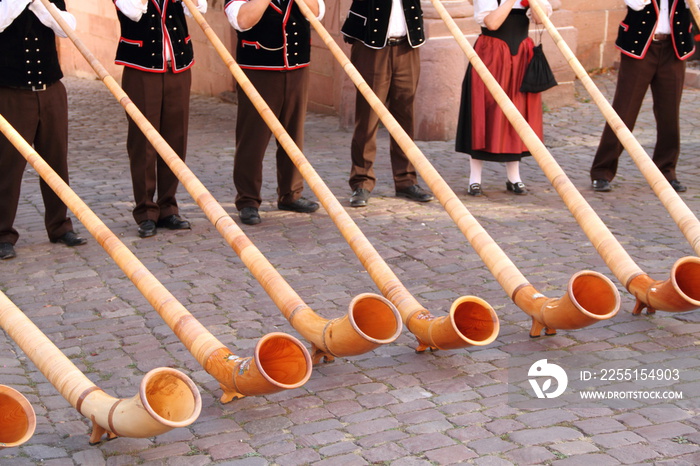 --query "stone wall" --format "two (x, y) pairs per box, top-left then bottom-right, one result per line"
(58, 0), (627, 141)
